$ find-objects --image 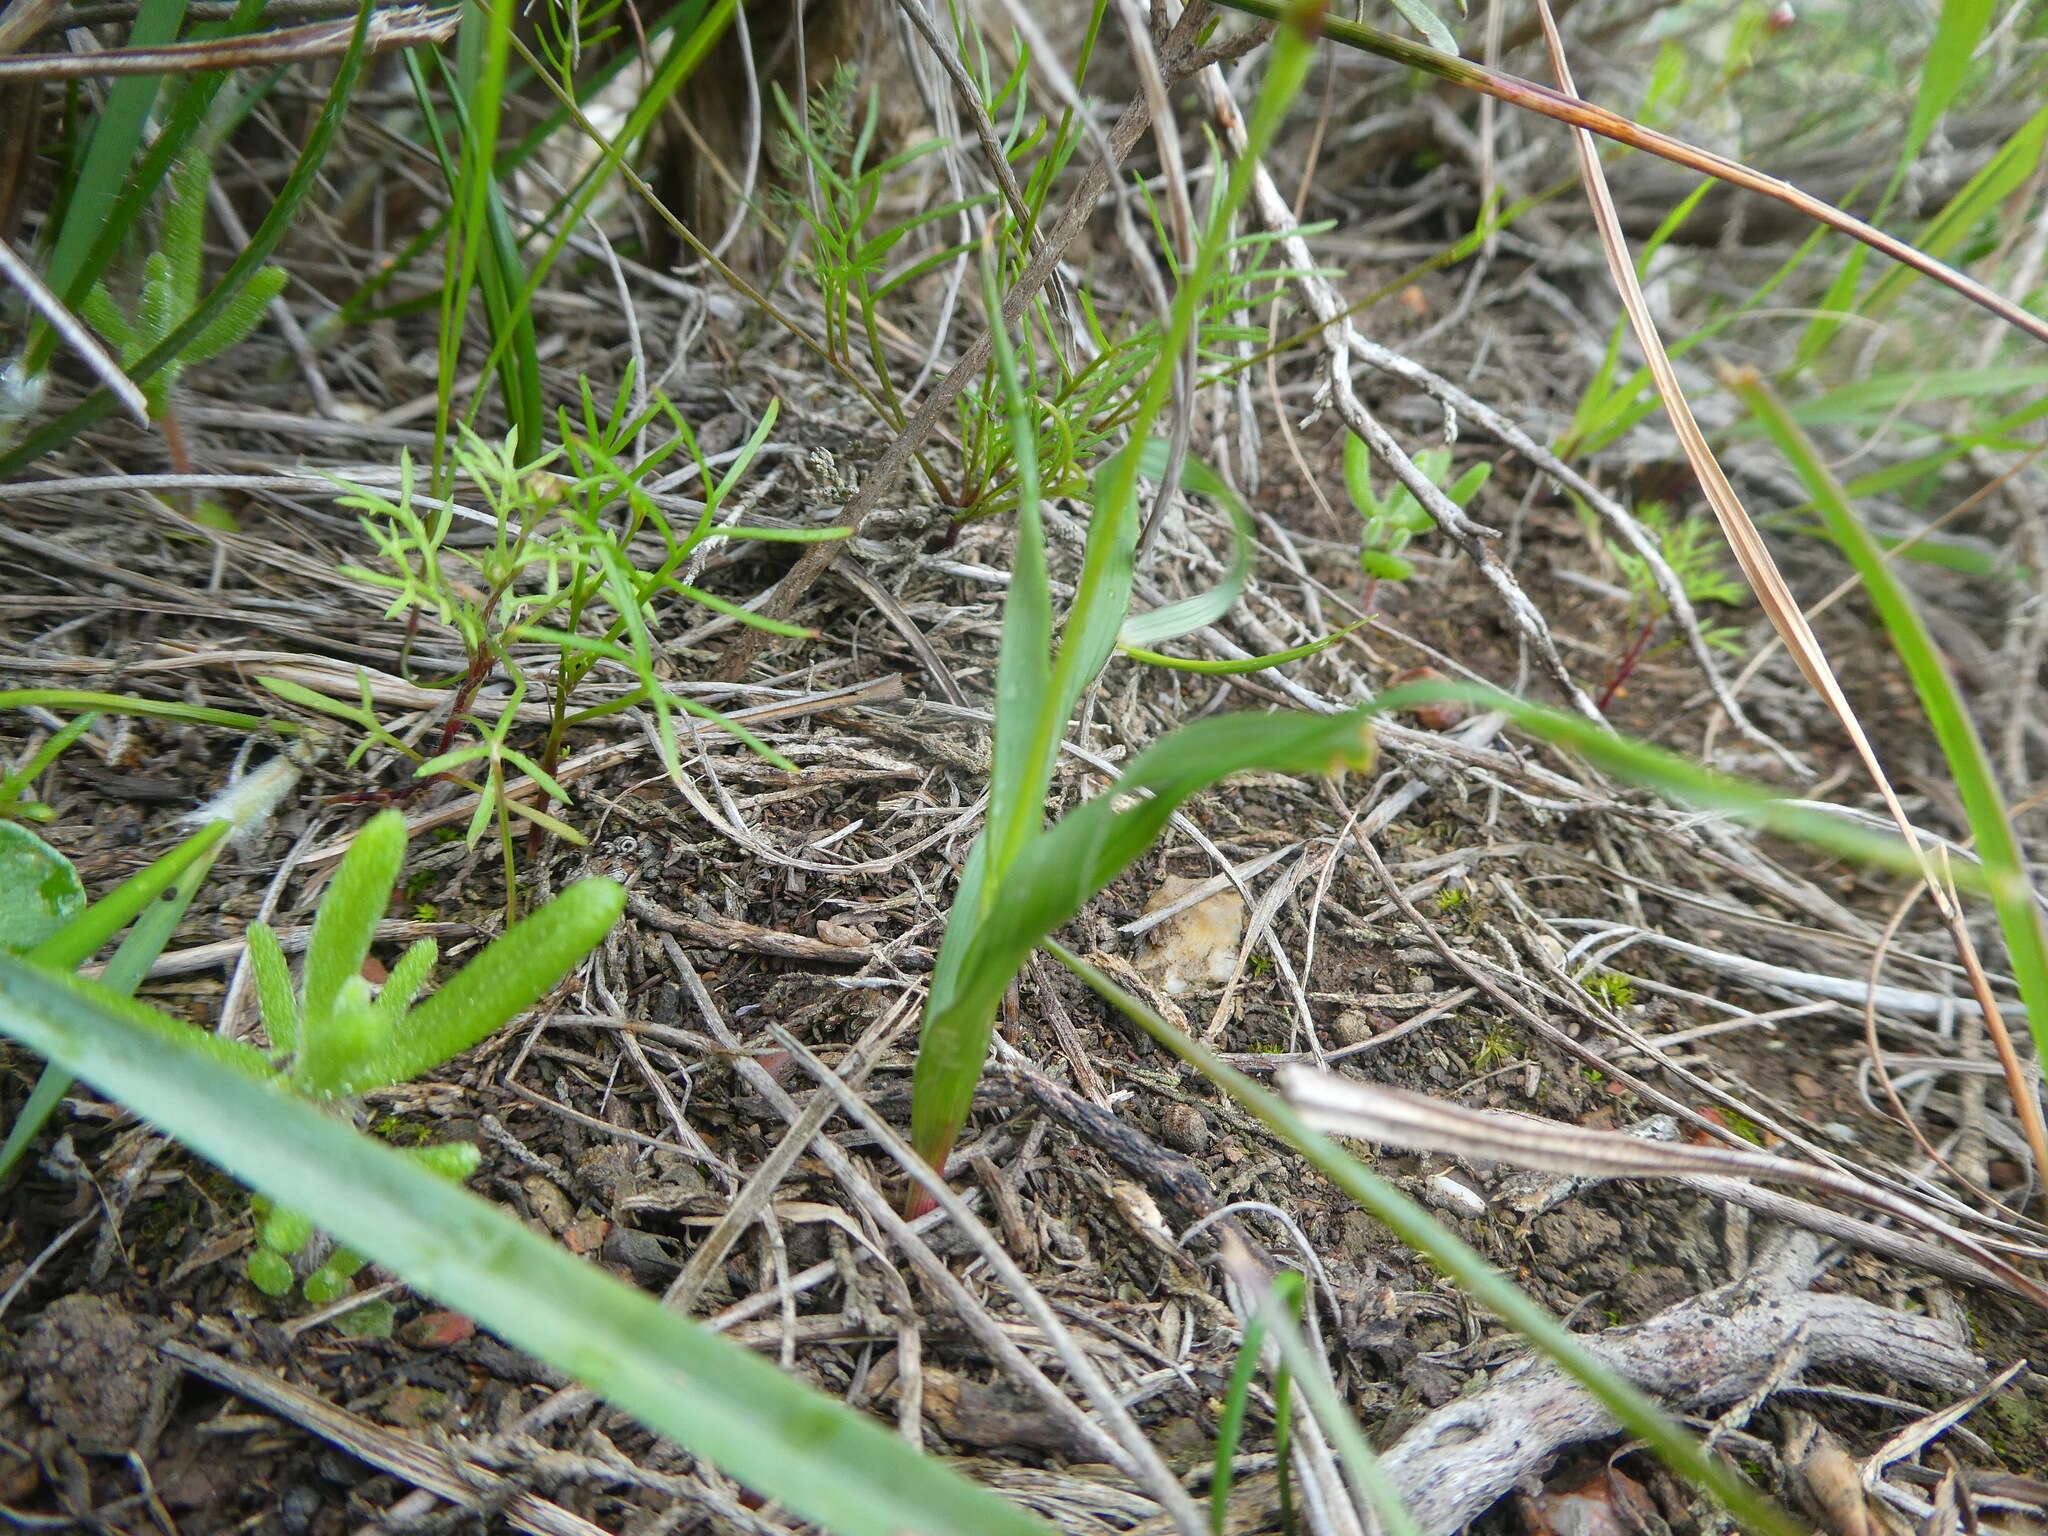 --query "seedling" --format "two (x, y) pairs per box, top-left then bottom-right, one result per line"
(0, 714), (96, 825)
(1342, 435), (1491, 595)
(1587, 501), (1748, 710)
(770, 66), (984, 430)
(282, 389), (838, 914)
(80, 154), (287, 490)
(1580, 970), (1640, 1009)
(235, 808), (623, 1299)
(1209, 1268), (1305, 1534)
(907, 17), (1358, 1205)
